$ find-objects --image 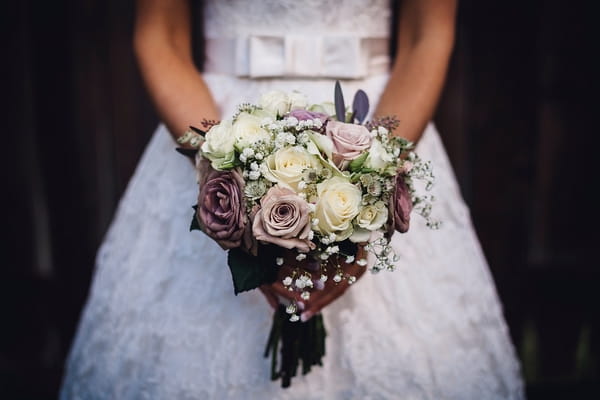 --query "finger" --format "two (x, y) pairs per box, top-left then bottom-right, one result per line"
(259, 285), (278, 309)
(344, 261), (367, 280)
(270, 281), (303, 303)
